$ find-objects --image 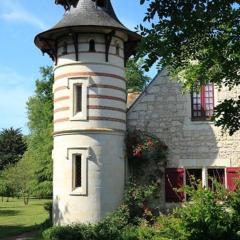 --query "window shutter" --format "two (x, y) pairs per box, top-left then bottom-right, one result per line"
(226, 168), (240, 191)
(165, 168), (184, 203)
